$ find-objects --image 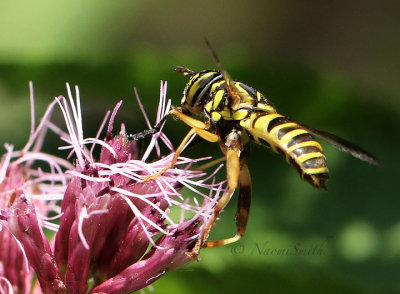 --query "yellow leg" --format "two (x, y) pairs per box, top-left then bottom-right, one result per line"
(194, 128), (220, 143)
(142, 109), (220, 182)
(188, 144), (241, 259)
(194, 156), (225, 171)
(203, 164), (251, 248)
(170, 108), (209, 129)
(169, 108), (219, 143)
(142, 128), (195, 182)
